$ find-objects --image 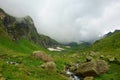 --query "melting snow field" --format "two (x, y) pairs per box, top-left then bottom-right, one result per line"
(47, 47), (64, 51)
